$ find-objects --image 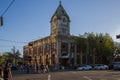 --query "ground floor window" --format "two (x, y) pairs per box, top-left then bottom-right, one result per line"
(77, 55), (80, 65)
